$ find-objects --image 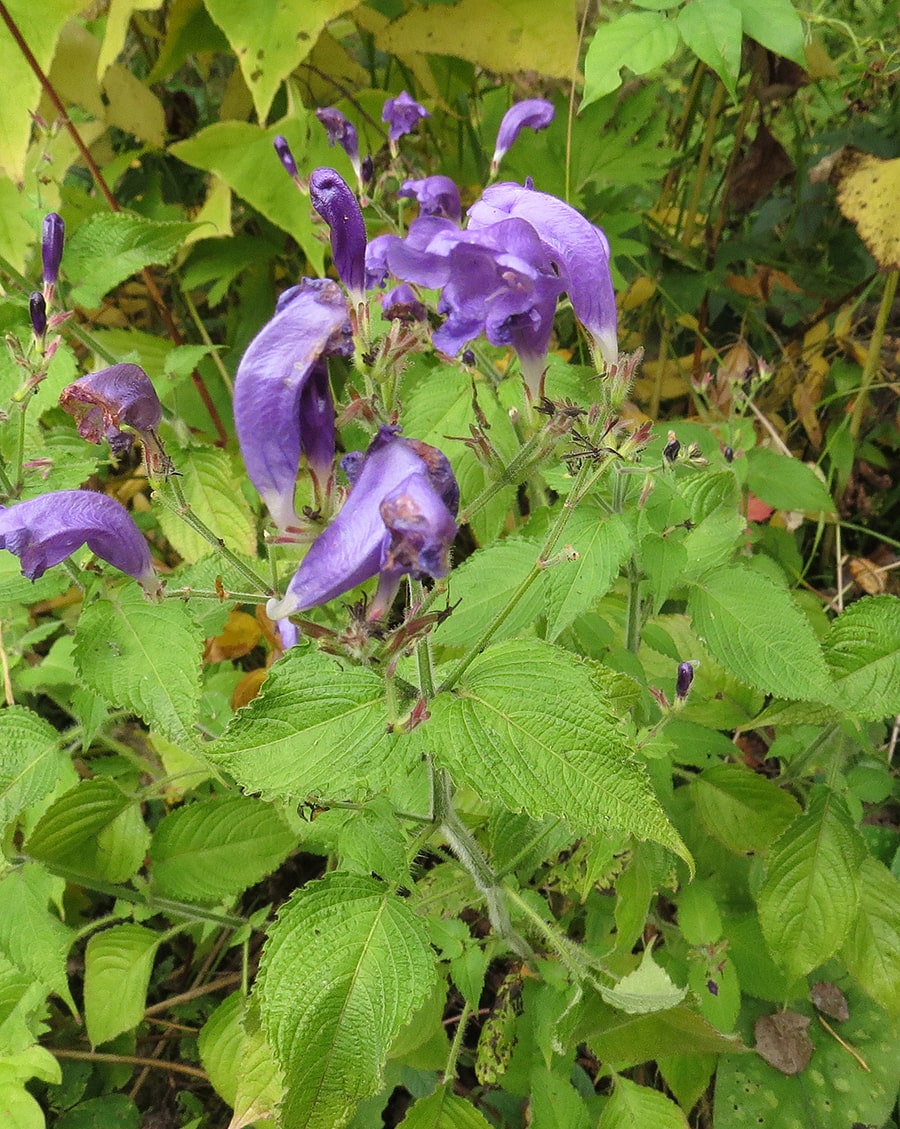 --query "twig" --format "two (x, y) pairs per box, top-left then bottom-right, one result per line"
(816, 1015), (870, 1071)
(52, 1048), (208, 1080)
